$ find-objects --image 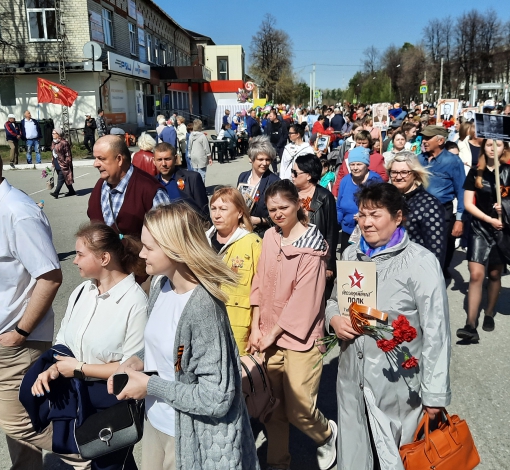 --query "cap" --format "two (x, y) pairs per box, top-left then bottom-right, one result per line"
(52, 127), (62, 135)
(85, 113), (91, 116)
(348, 146), (371, 166)
(420, 125), (448, 138)
(7, 113), (15, 118)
